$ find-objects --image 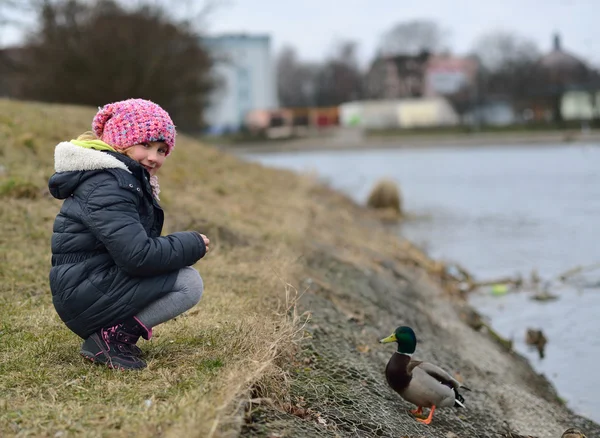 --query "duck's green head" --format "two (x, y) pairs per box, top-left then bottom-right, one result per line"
(379, 326), (417, 354)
